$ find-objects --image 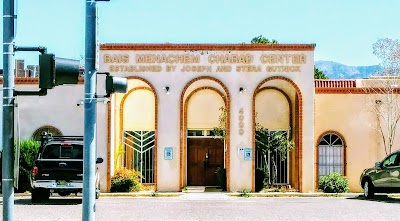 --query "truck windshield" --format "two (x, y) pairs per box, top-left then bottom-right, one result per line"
(42, 144), (83, 159)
